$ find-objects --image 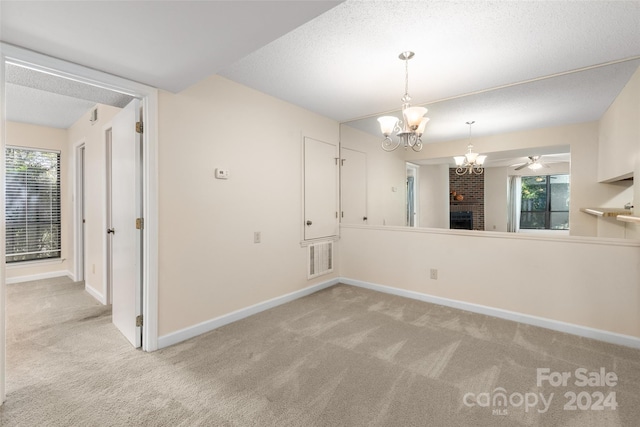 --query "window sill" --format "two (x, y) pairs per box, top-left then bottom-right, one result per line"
(6, 258), (65, 269)
(518, 229), (570, 235)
